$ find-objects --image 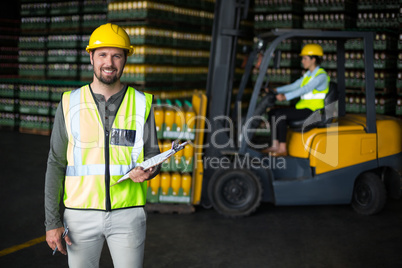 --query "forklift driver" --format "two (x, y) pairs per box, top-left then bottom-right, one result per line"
(263, 44), (330, 156)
